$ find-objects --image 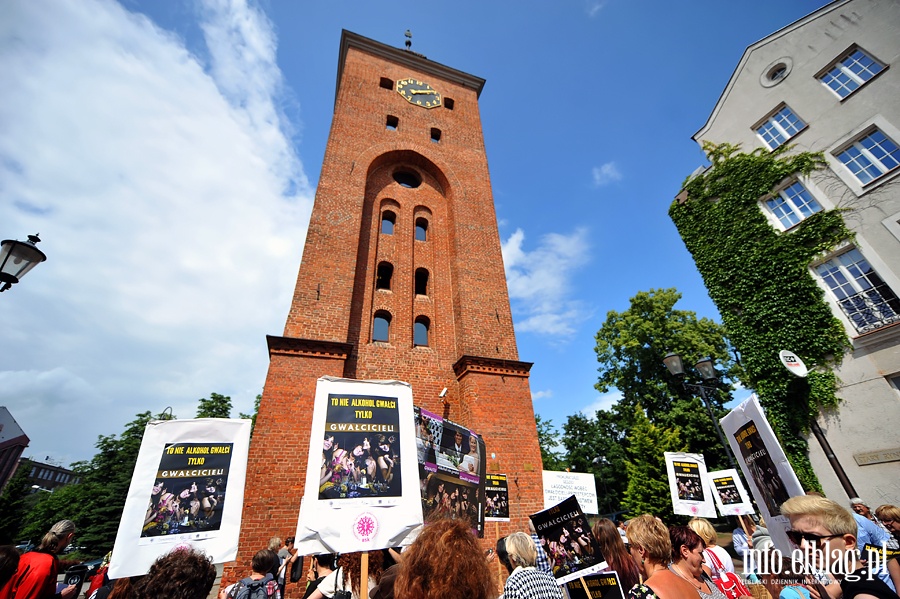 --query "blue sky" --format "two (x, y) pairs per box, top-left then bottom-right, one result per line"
(1, 0), (828, 465)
